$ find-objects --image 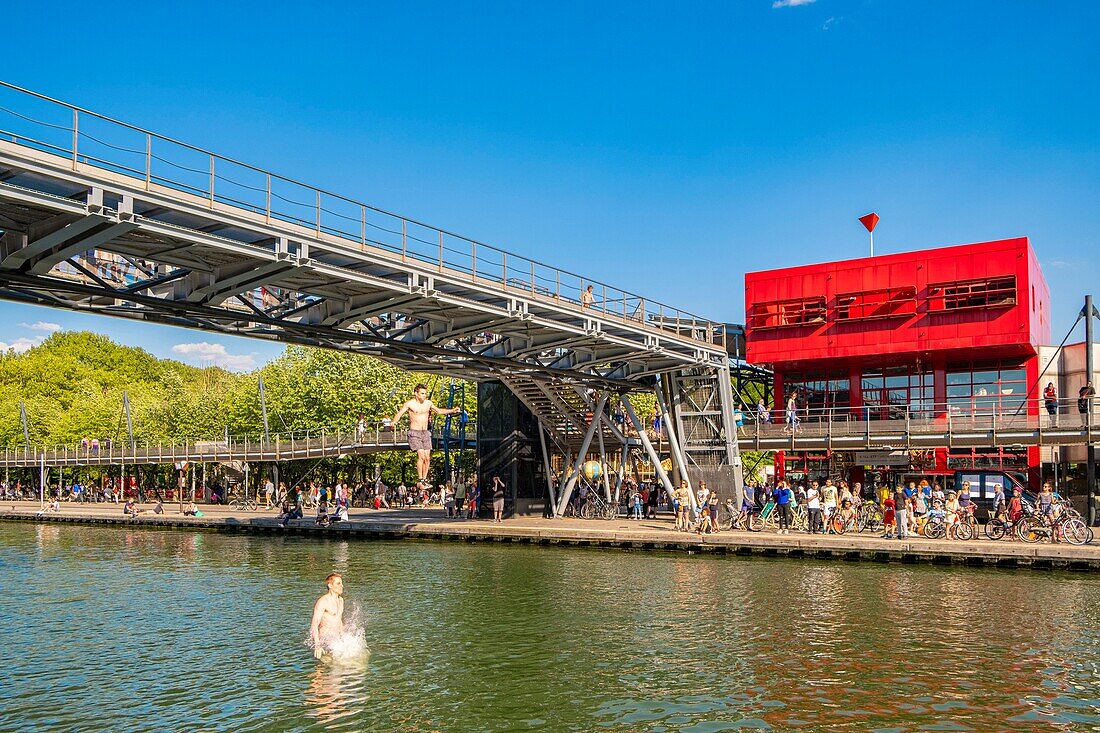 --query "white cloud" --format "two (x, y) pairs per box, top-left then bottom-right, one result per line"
(20, 321), (62, 333)
(0, 336), (44, 354)
(773, 0), (816, 7)
(171, 342), (258, 372)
